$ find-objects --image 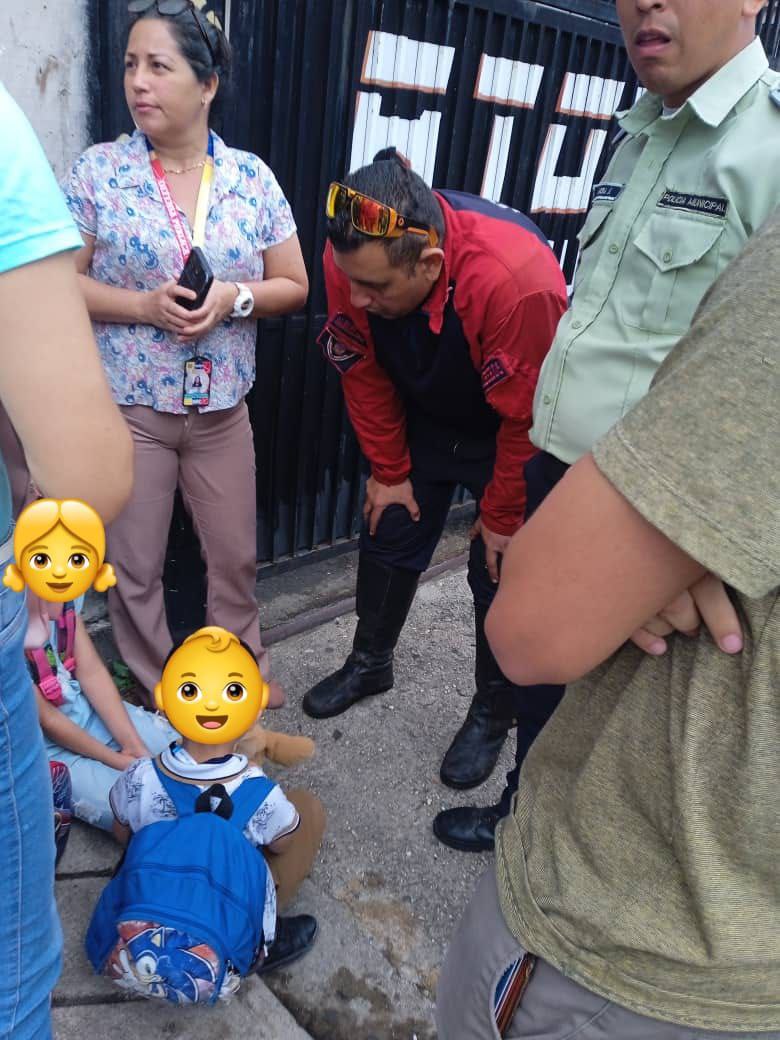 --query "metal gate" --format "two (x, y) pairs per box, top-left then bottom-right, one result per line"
(87, 0), (780, 624)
